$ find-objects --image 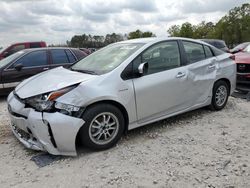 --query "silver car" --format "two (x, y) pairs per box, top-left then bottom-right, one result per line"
(7, 37), (236, 156)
